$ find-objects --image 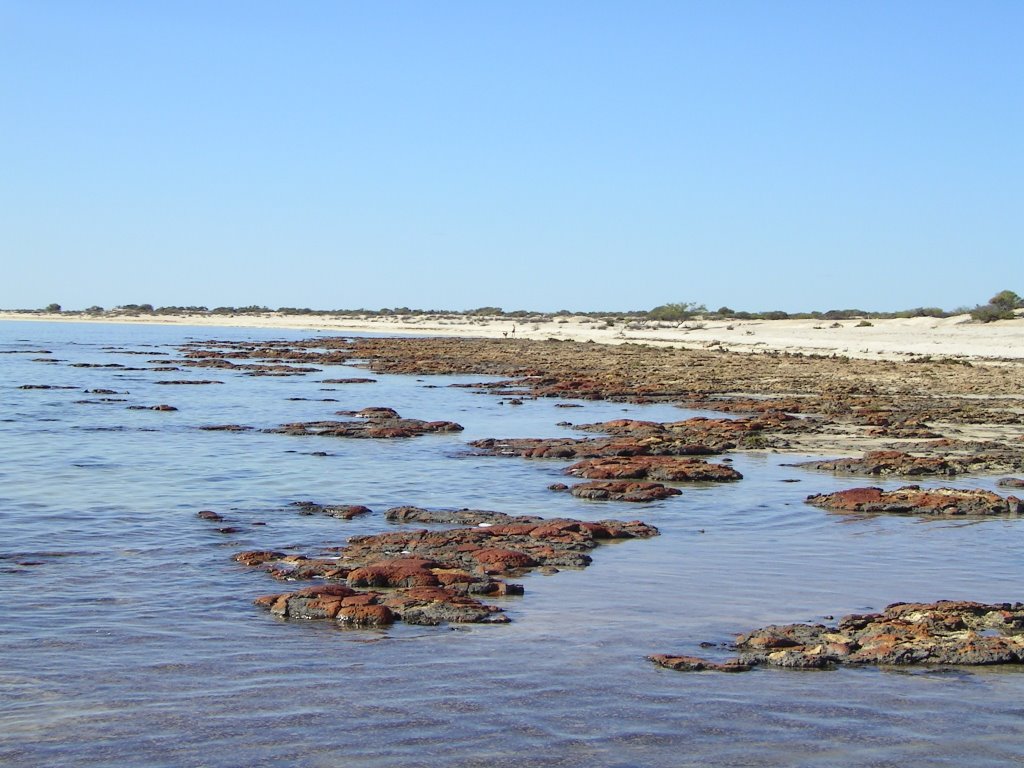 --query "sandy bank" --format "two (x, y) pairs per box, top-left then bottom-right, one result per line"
(2, 311), (1022, 362)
